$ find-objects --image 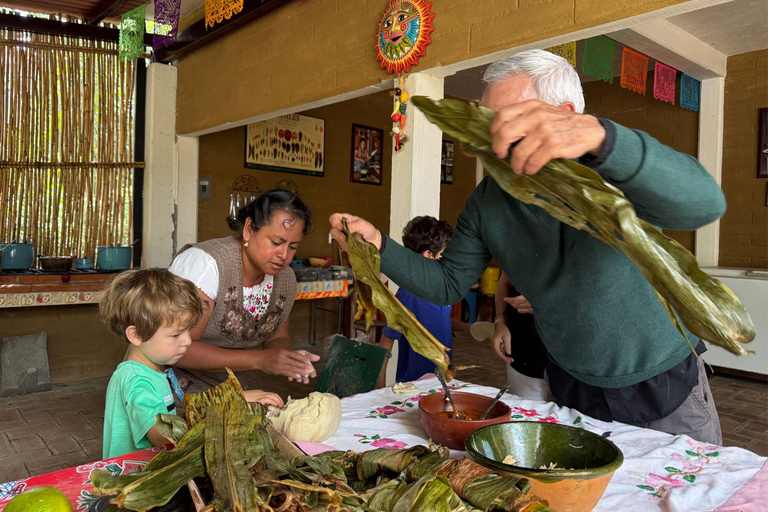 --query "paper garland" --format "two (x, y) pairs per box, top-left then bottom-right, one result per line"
(205, 0), (244, 28)
(620, 47), (648, 95)
(119, 5), (145, 61)
(680, 74), (701, 112)
(582, 36), (616, 83)
(653, 62), (677, 105)
(152, 0), (182, 50)
(546, 42), (577, 67)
